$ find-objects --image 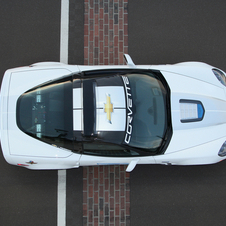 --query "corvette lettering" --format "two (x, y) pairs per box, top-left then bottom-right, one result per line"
(122, 76), (133, 144)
